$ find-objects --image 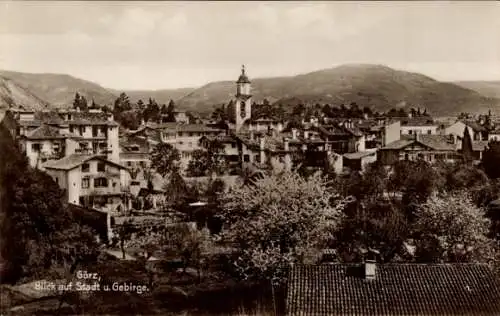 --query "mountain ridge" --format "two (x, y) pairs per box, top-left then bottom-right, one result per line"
(1, 64), (499, 116)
